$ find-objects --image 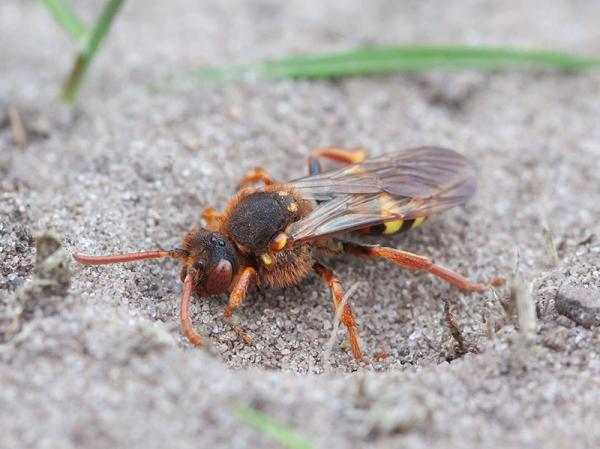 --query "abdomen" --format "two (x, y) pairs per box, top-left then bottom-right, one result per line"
(353, 216), (427, 236)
